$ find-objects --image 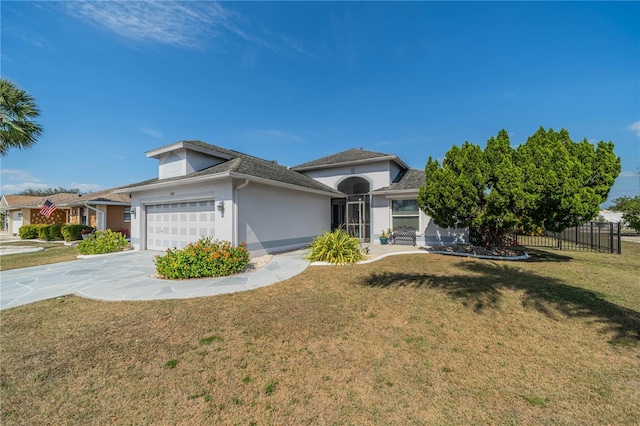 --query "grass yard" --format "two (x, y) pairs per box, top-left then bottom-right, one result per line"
(1, 243), (639, 424)
(0, 241), (79, 271)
